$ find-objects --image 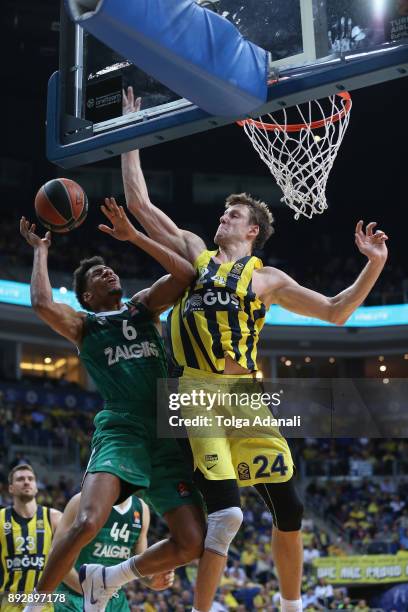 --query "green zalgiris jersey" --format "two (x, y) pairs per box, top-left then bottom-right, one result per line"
(75, 496), (143, 569)
(55, 497), (143, 612)
(80, 302), (167, 407)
